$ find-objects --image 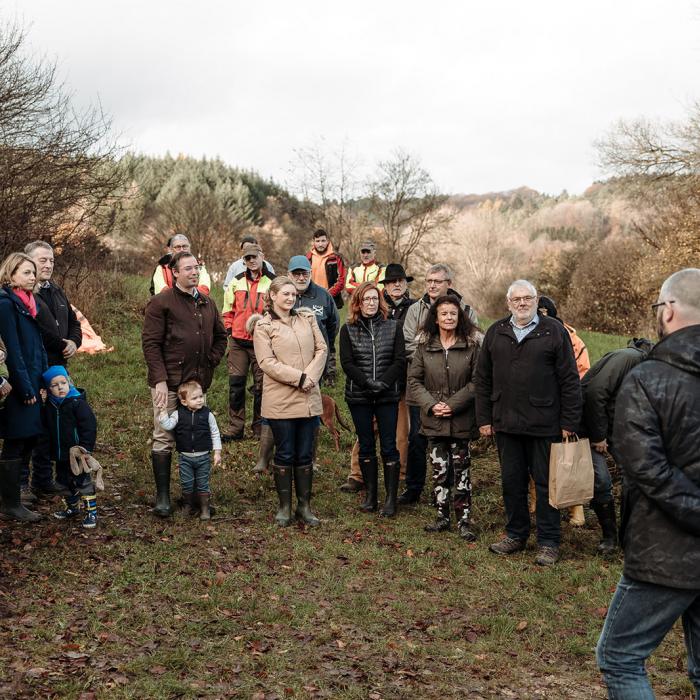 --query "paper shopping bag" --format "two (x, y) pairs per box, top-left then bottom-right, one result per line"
(548, 436), (594, 509)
